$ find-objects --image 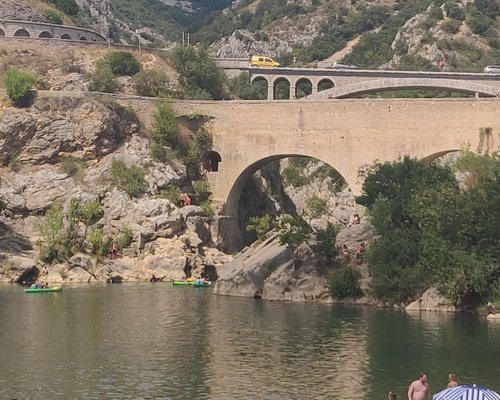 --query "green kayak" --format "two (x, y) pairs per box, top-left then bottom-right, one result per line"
(24, 286), (63, 293)
(172, 280), (211, 288)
